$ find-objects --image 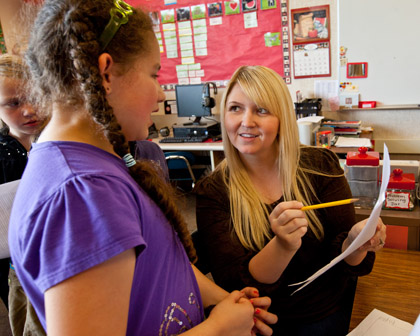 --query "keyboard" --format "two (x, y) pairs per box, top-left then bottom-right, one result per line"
(159, 136), (209, 143)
